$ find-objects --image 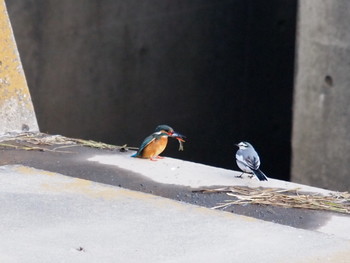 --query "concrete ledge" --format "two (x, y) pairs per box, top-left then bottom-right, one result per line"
(0, 164), (350, 262)
(89, 153), (333, 194)
(88, 152), (350, 240)
(1, 139), (350, 242)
